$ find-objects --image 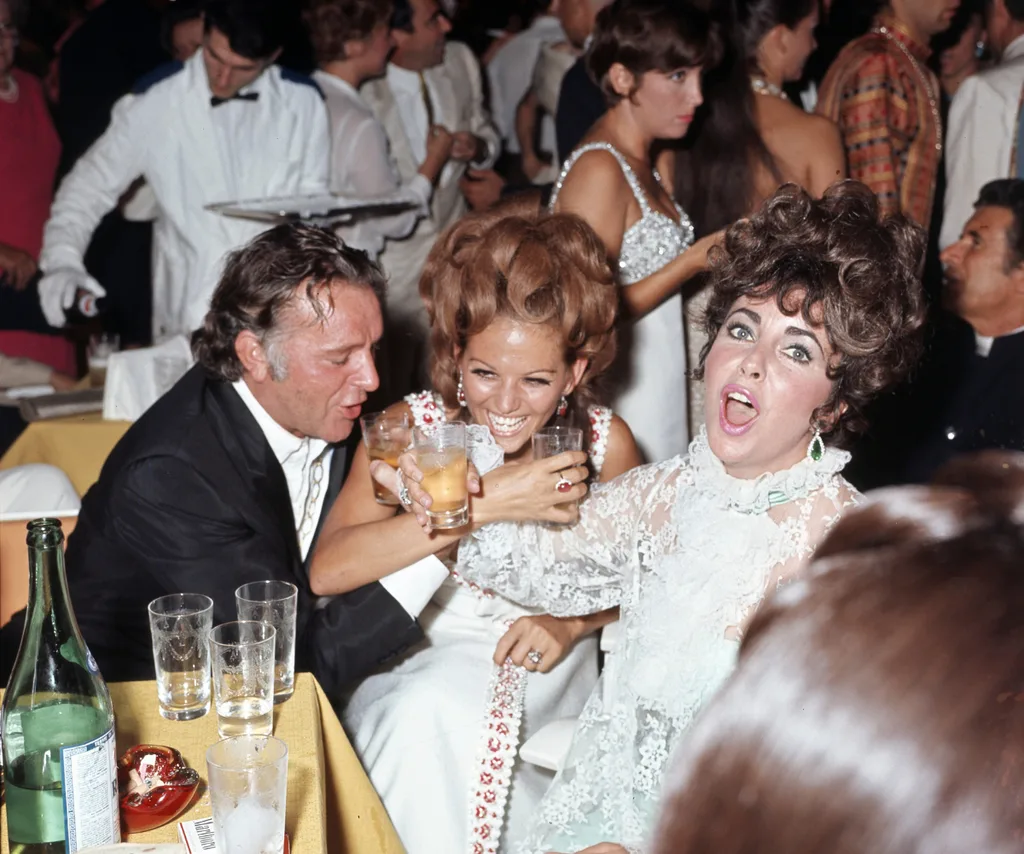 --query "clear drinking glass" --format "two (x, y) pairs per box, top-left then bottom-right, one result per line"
(147, 593), (213, 721)
(360, 410), (412, 506)
(210, 621), (276, 739)
(532, 426), (584, 520)
(207, 735), (288, 854)
(87, 332), (120, 388)
(235, 581), (298, 704)
(413, 421), (469, 529)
